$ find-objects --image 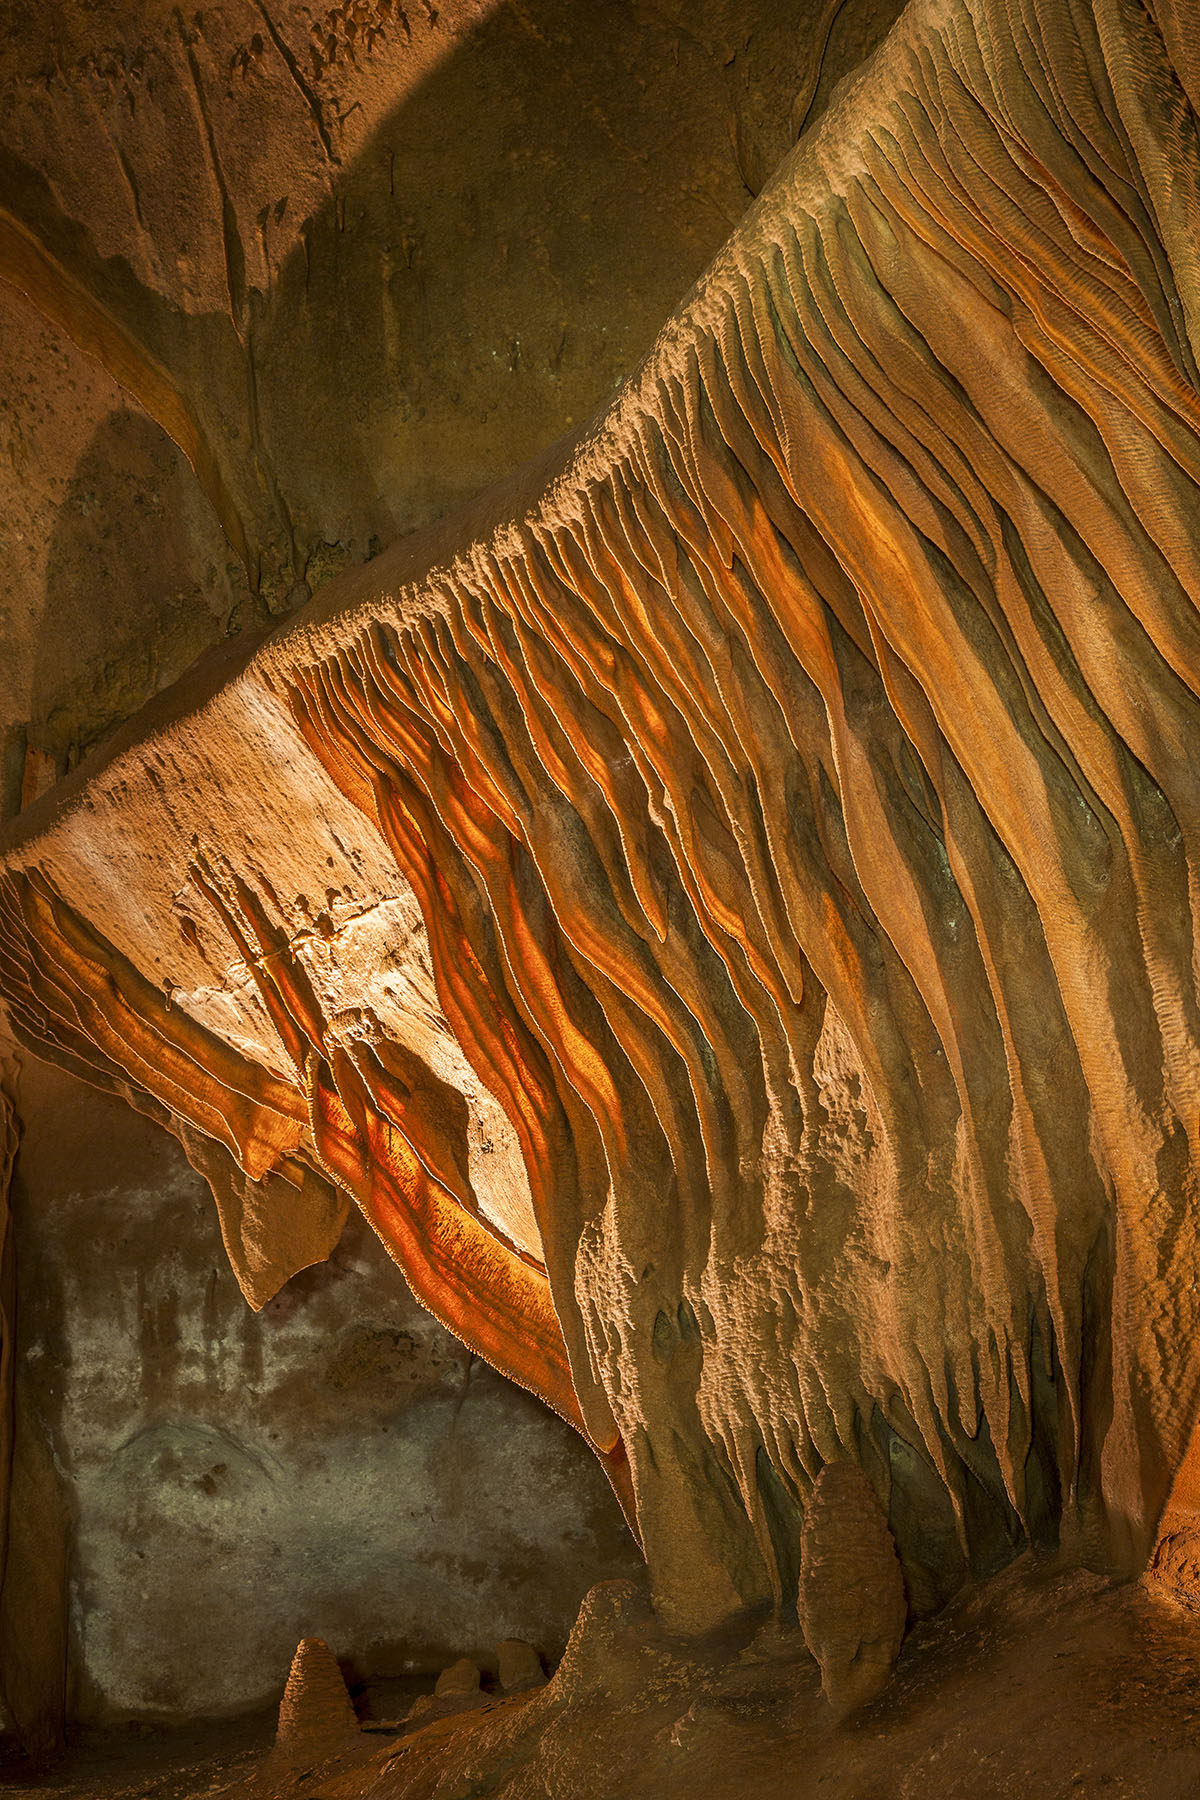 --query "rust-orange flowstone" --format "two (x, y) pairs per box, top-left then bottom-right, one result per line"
(2, 0), (1200, 1636)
